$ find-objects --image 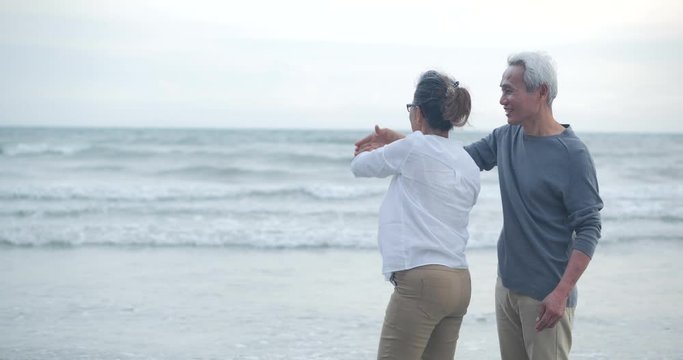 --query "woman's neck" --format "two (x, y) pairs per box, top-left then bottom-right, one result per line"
(421, 126), (449, 138)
